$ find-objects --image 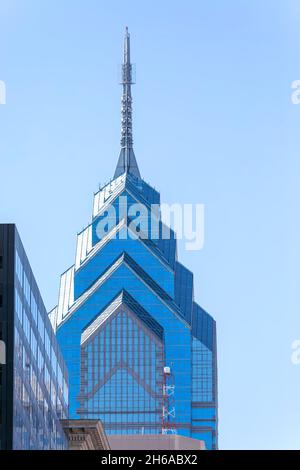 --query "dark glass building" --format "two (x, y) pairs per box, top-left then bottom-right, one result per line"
(0, 224), (68, 450)
(50, 29), (218, 449)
